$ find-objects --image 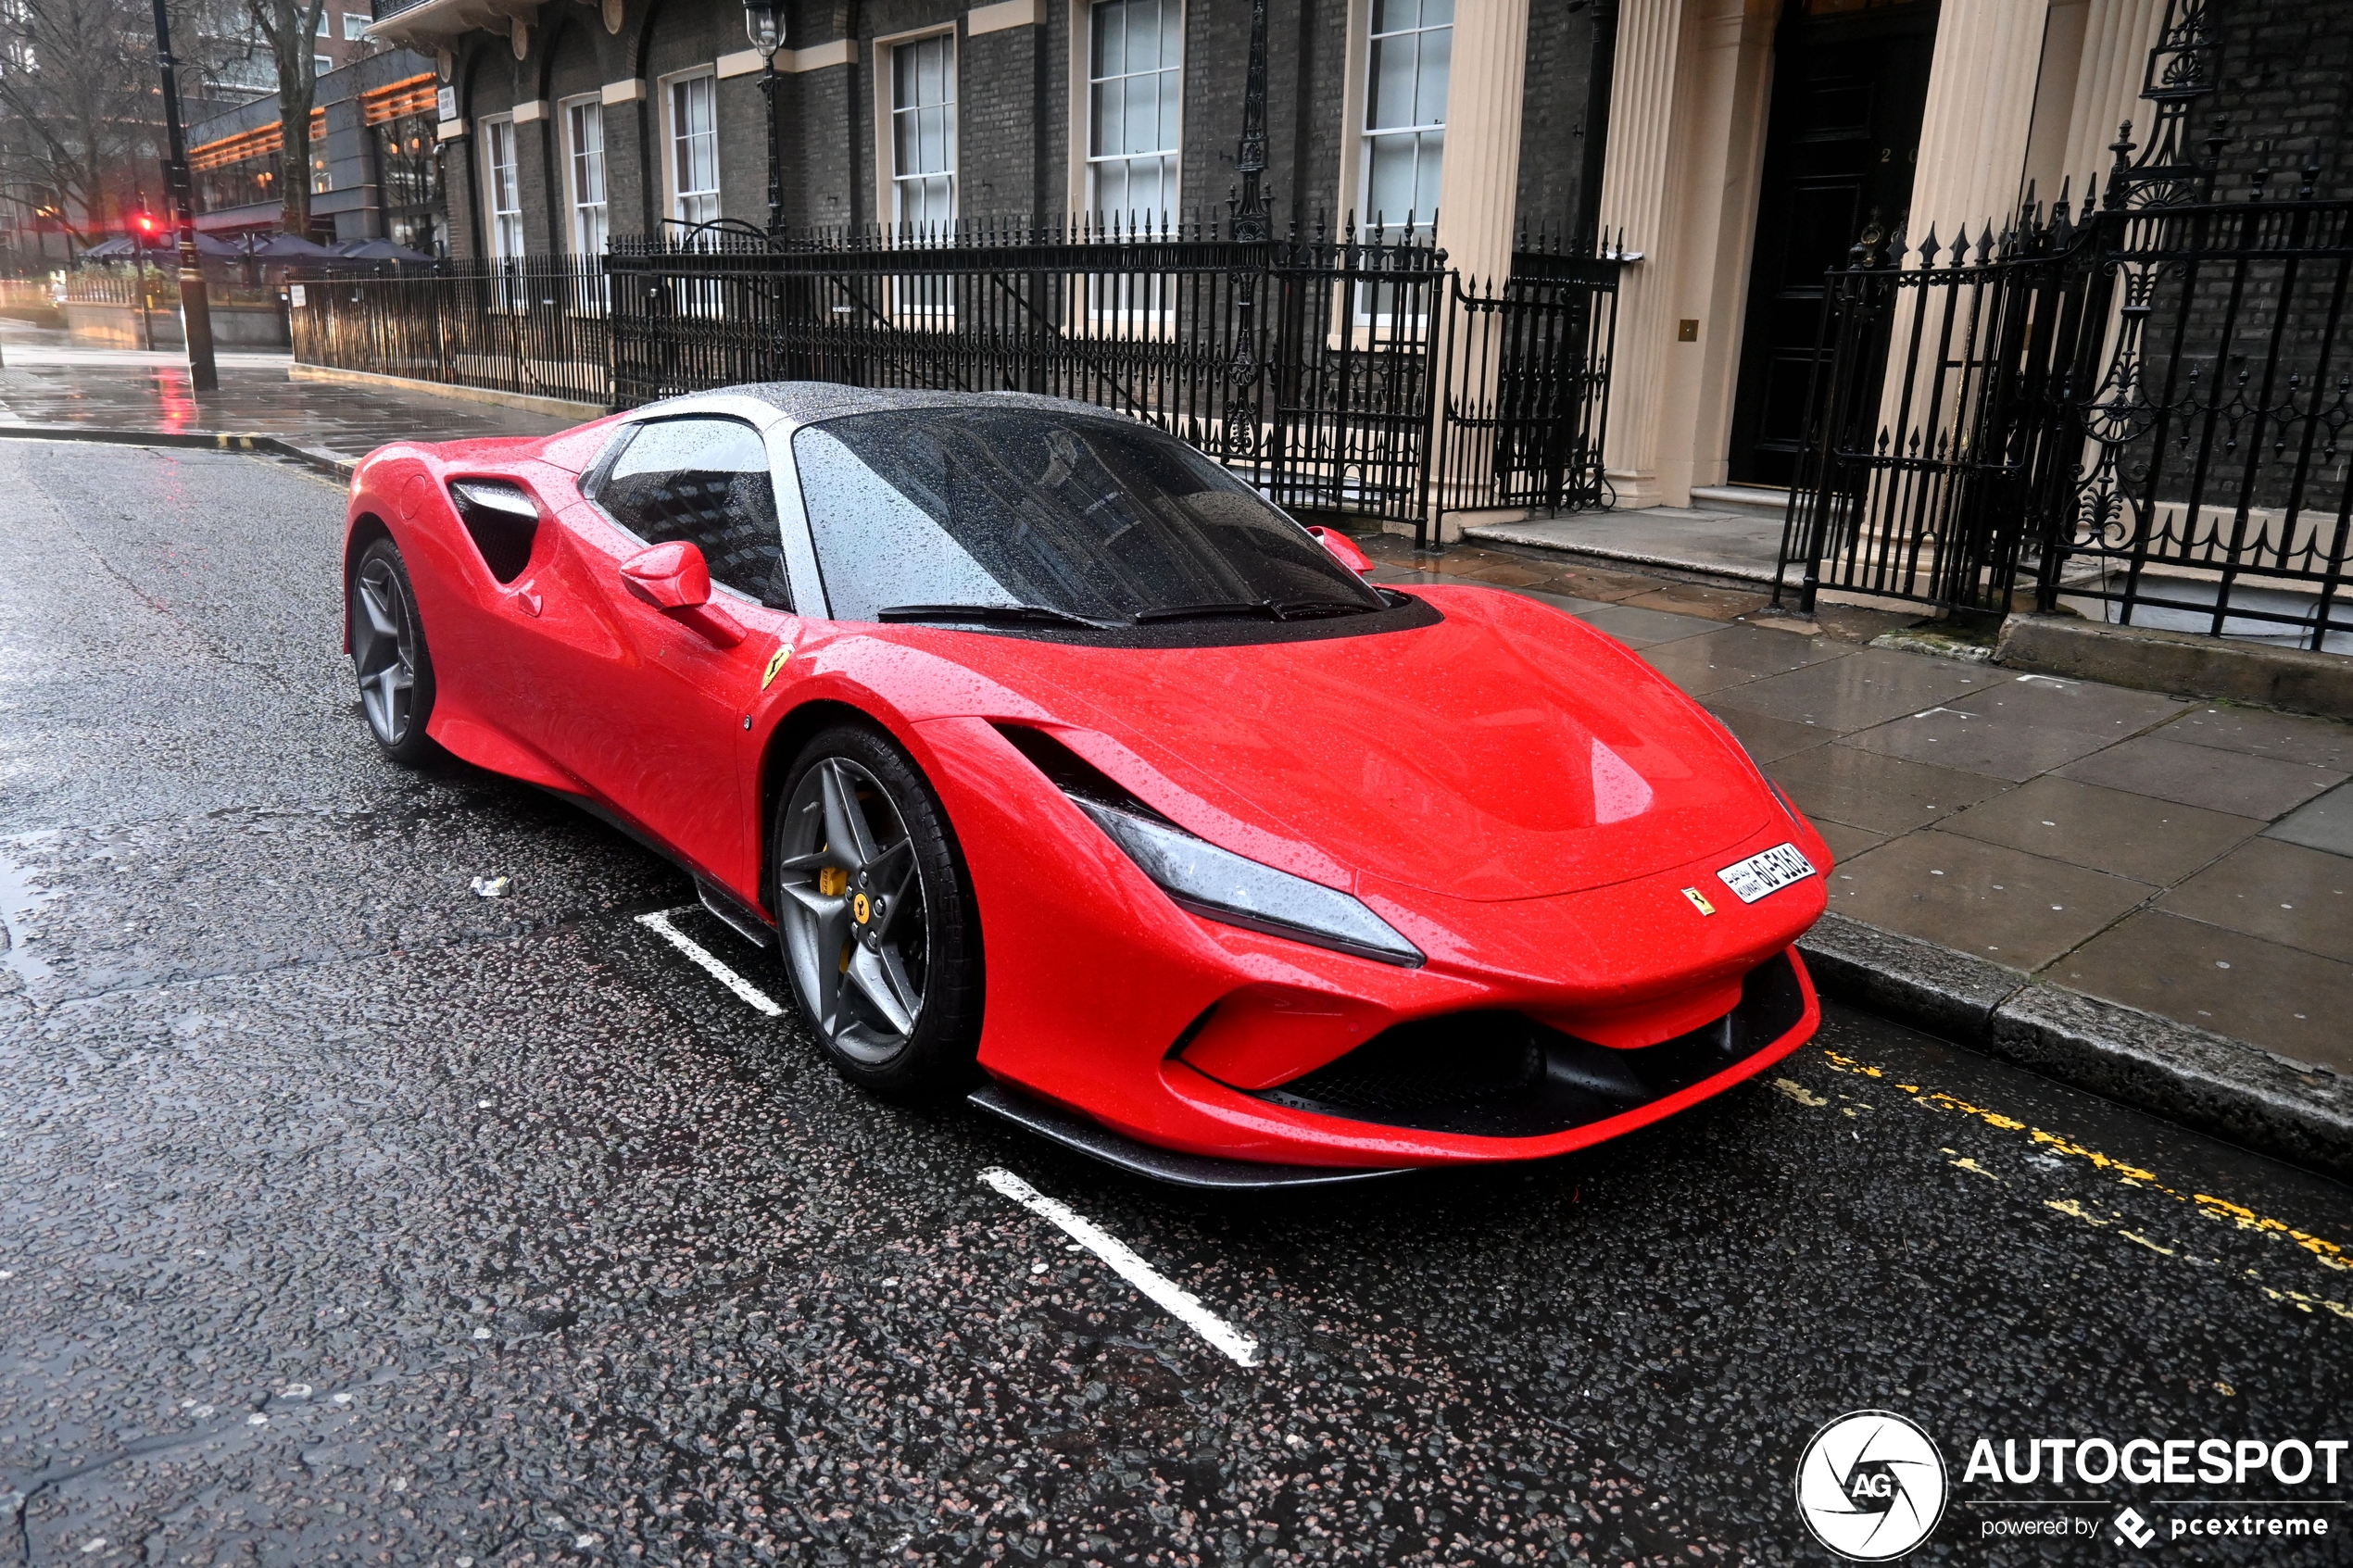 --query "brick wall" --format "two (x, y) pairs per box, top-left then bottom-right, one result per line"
(2185, 0), (2353, 202)
(437, 0), (1597, 254)
(961, 22), (1038, 220)
(1514, 0), (1596, 245)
